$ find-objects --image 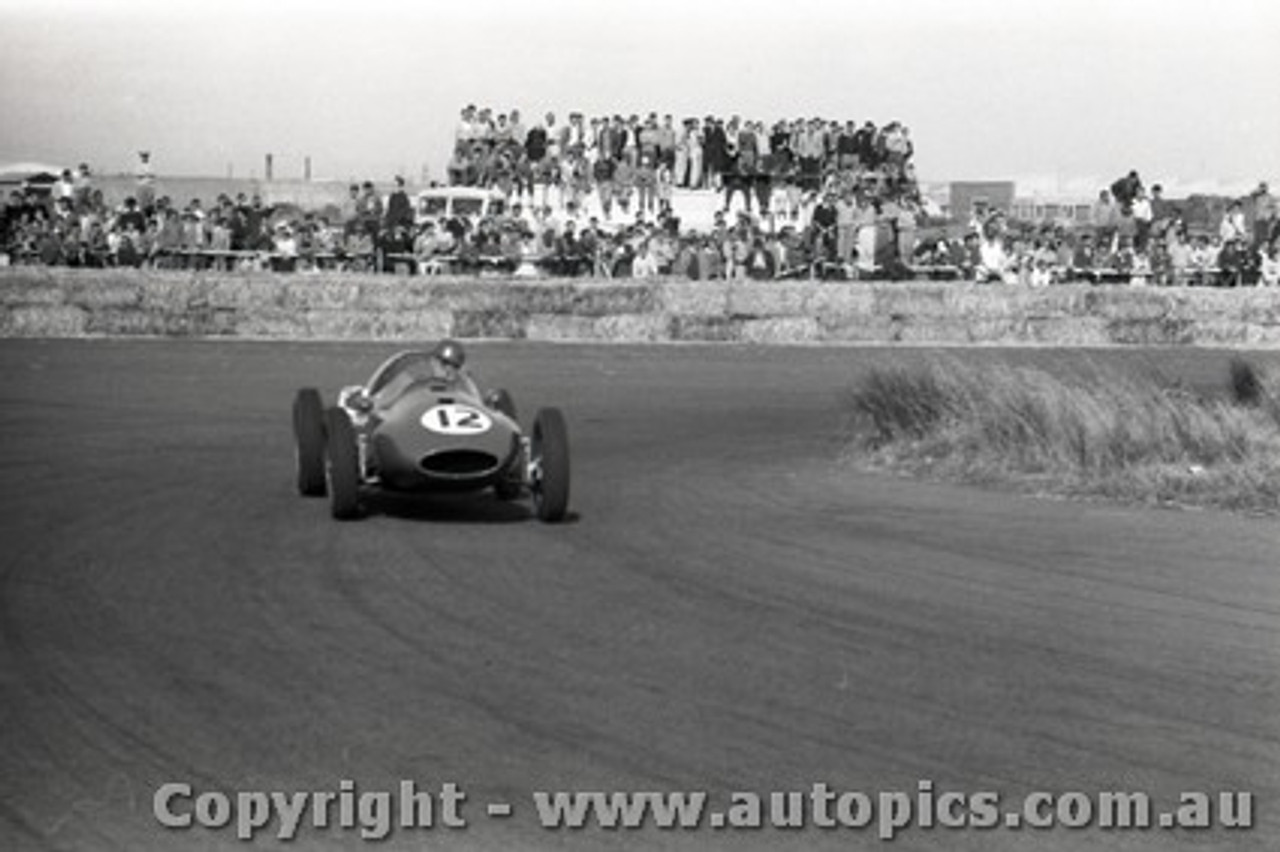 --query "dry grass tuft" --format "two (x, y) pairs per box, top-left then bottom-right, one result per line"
(845, 357), (1280, 513)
